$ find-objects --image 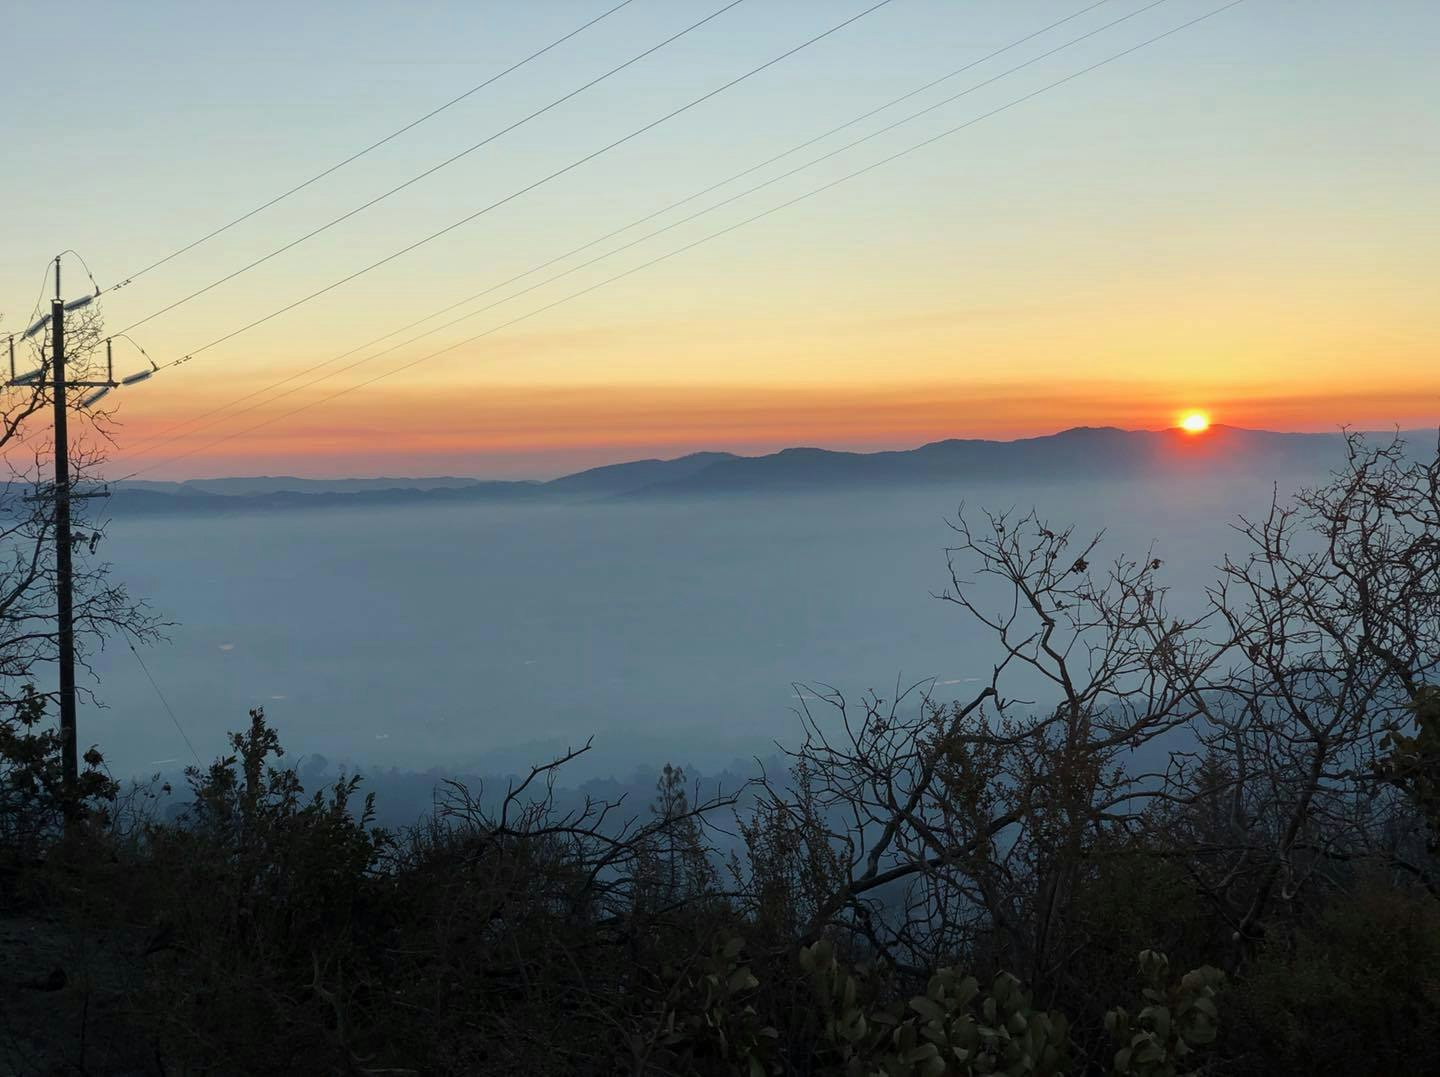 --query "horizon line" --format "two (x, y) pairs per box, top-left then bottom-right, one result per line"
(109, 421), (1439, 486)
